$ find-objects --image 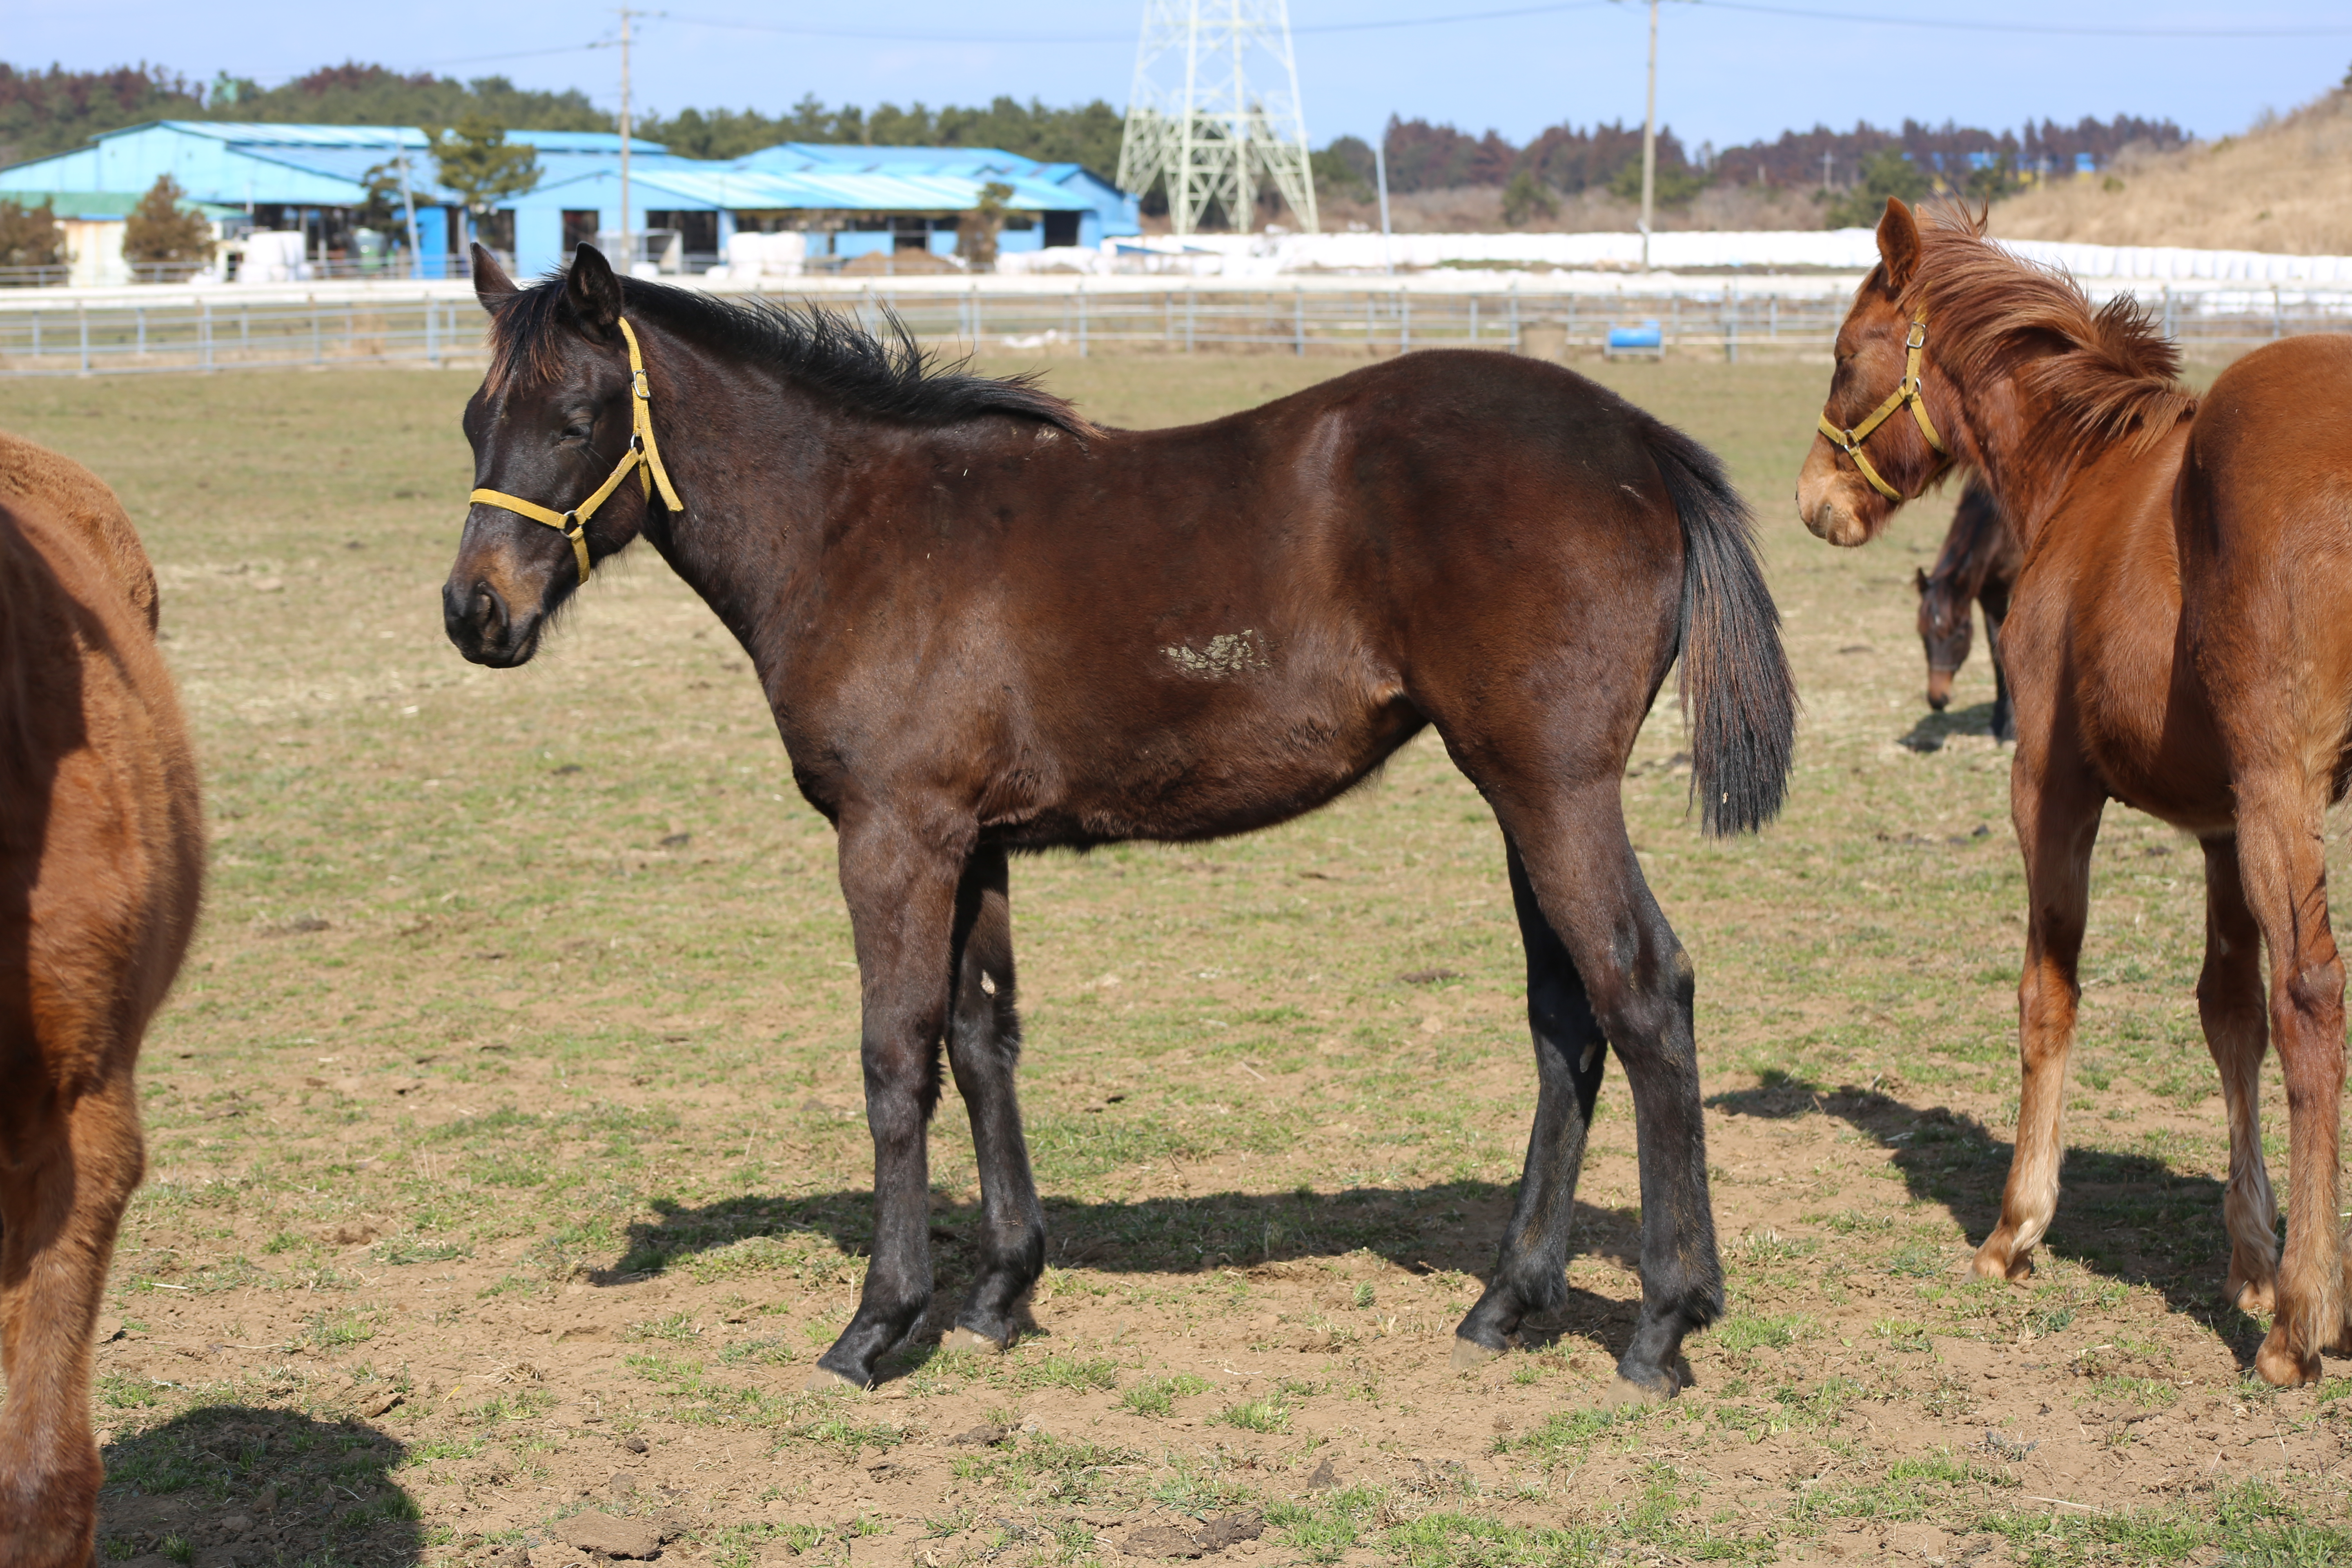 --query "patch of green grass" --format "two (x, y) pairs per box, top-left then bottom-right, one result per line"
(1713, 1313), (1804, 1352)
(1120, 1372), (1213, 1417)
(1220, 1391), (1294, 1432)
